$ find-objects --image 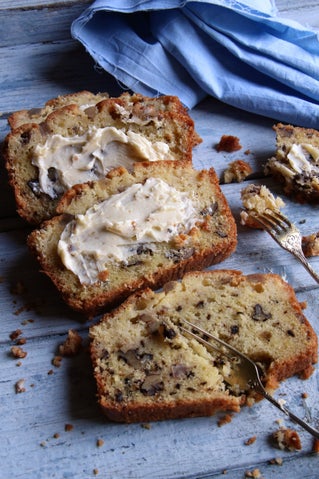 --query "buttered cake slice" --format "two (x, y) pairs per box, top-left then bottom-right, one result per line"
(265, 123), (319, 203)
(5, 92), (200, 224)
(27, 160), (237, 316)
